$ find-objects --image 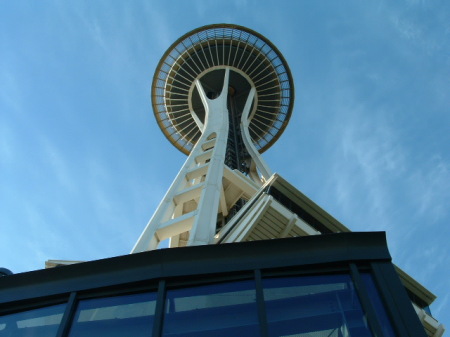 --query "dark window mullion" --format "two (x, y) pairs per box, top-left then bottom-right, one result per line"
(254, 269), (269, 337)
(371, 262), (417, 337)
(349, 263), (385, 337)
(56, 292), (77, 337)
(152, 280), (166, 337)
